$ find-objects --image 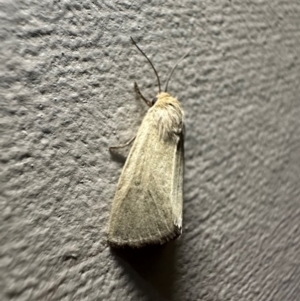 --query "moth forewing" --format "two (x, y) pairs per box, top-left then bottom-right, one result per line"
(108, 93), (184, 248)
